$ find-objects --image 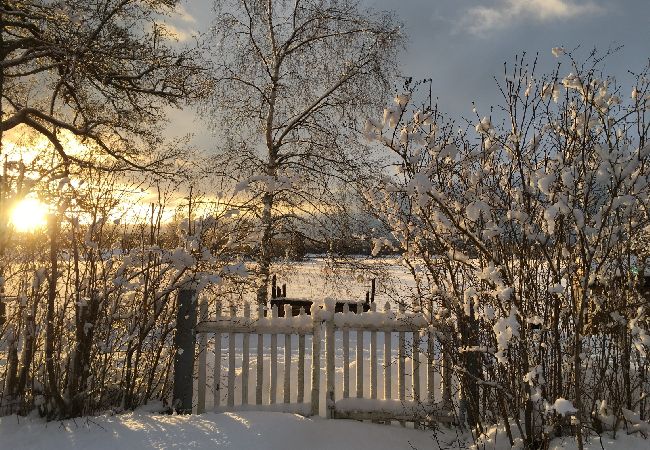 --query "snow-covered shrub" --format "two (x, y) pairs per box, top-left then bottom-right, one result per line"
(0, 167), (251, 419)
(366, 52), (650, 446)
